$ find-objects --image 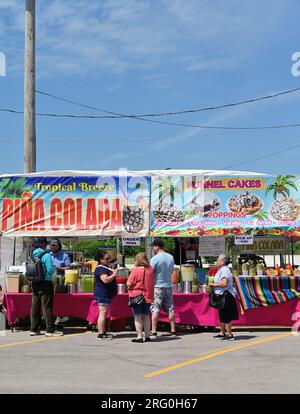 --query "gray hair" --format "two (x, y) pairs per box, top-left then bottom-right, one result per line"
(218, 254), (231, 266)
